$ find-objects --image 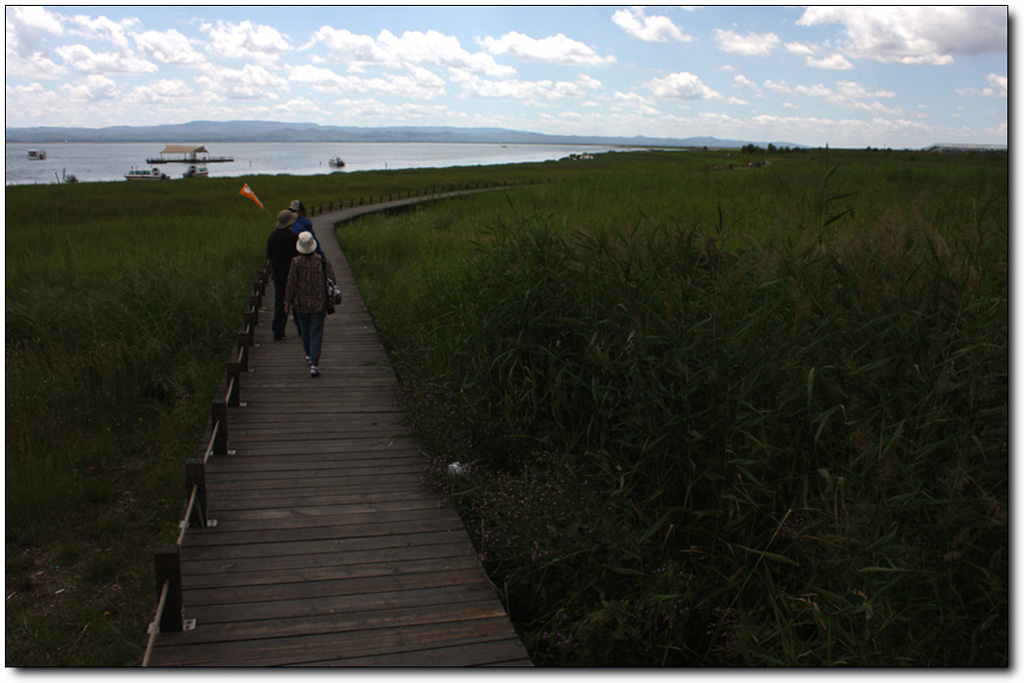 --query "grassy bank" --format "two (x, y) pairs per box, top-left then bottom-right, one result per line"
(337, 149), (1008, 665)
(4, 161), (561, 665)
